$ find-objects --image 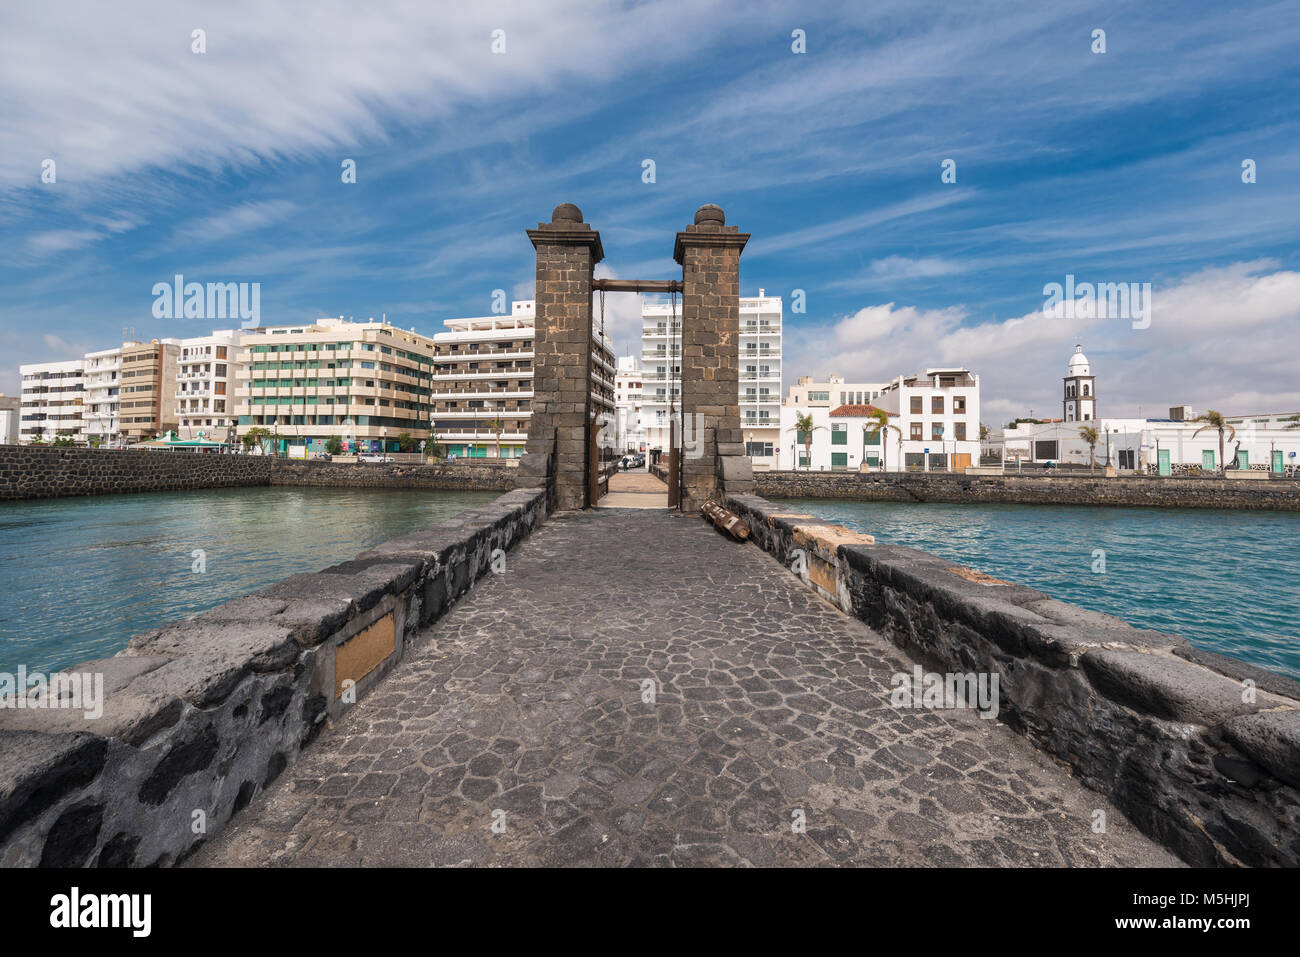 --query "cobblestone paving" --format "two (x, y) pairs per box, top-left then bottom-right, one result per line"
(191, 509), (1179, 867)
